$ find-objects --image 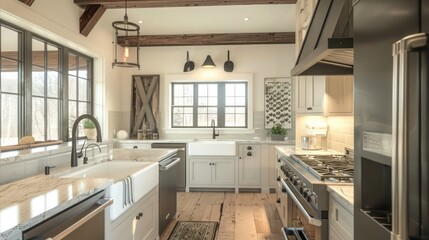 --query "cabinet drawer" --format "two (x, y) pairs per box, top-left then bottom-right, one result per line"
(329, 197), (353, 239)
